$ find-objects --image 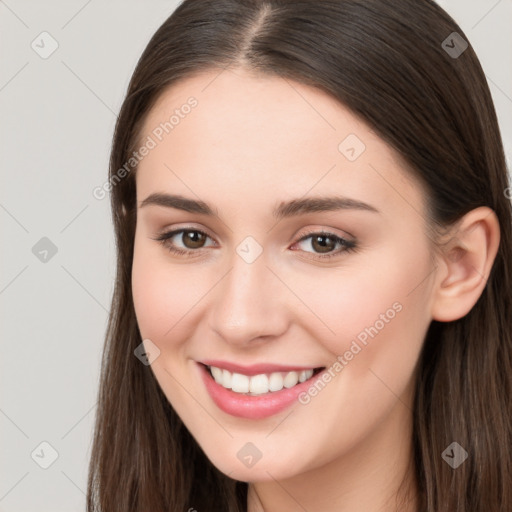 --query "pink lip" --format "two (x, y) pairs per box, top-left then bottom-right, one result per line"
(200, 359), (319, 376)
(197, 362), (324, 420)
